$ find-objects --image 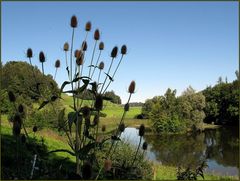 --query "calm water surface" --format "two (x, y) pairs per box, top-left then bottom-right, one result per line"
(121, 127), (239, 176)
